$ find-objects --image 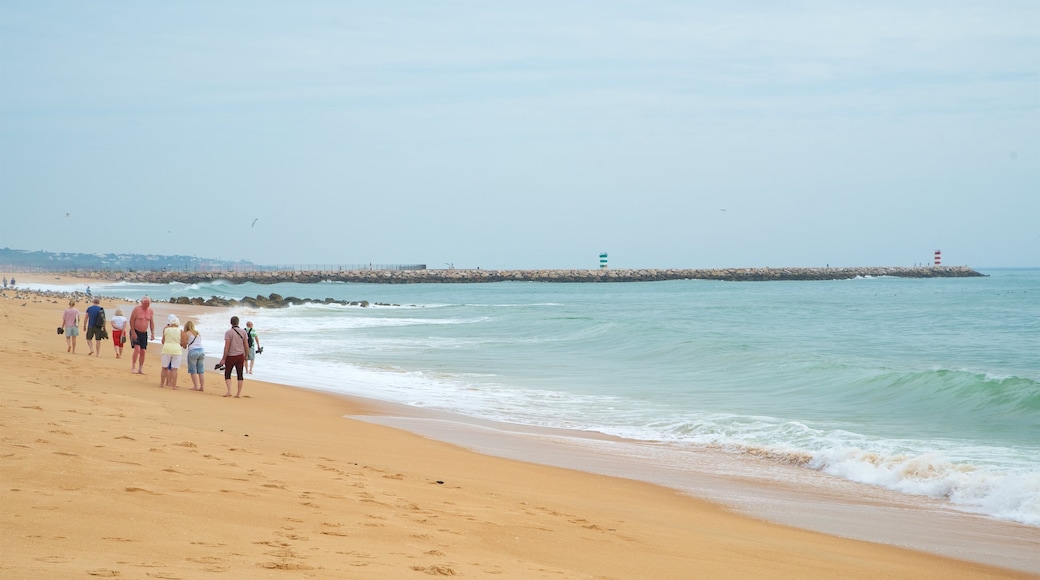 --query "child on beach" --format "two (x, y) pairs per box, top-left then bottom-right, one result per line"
(110, 308), (127, 358)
